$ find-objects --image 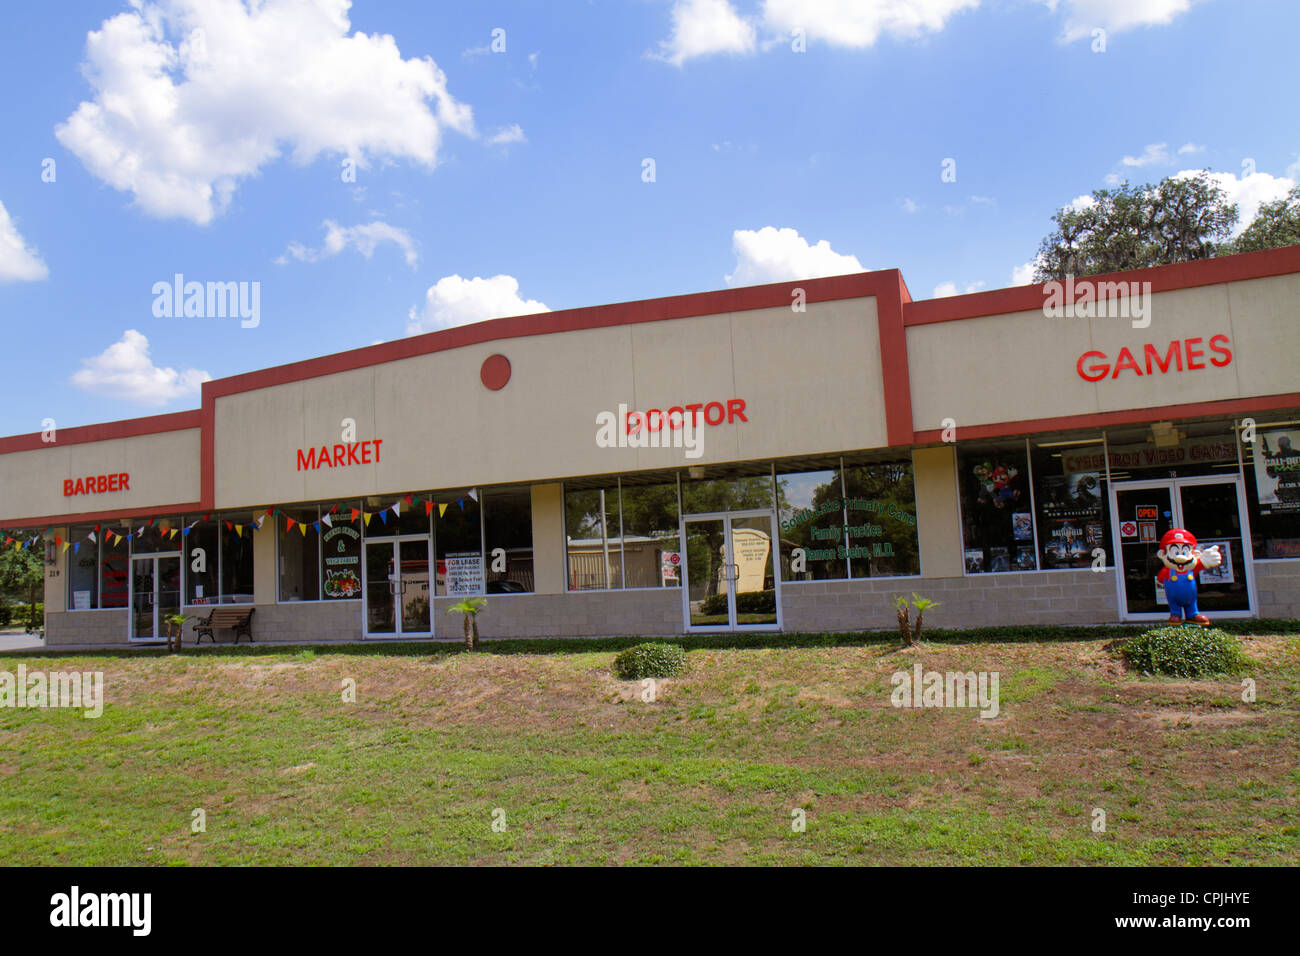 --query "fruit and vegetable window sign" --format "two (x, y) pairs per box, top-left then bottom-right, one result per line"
(322, 525), (361, 598)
